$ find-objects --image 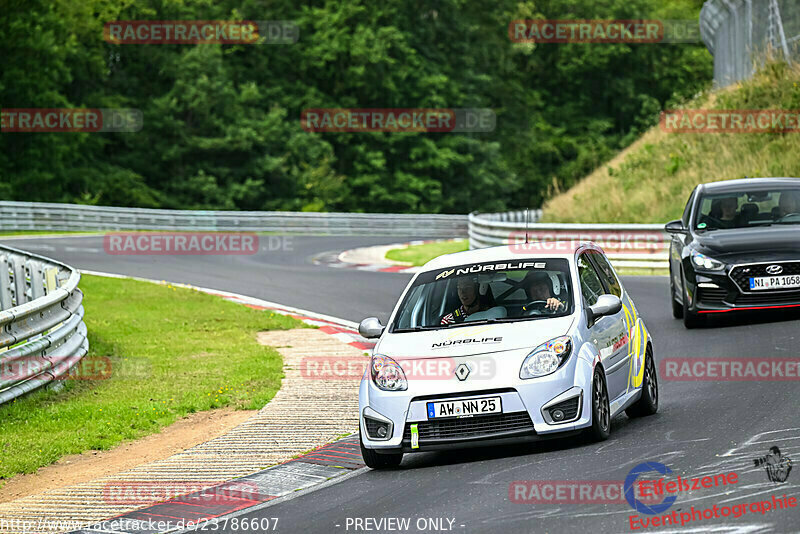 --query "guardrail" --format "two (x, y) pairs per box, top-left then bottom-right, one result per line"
(0, 201), (468, 237)
(0, 244), (88, 405)
(468, 212), (669, 271)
